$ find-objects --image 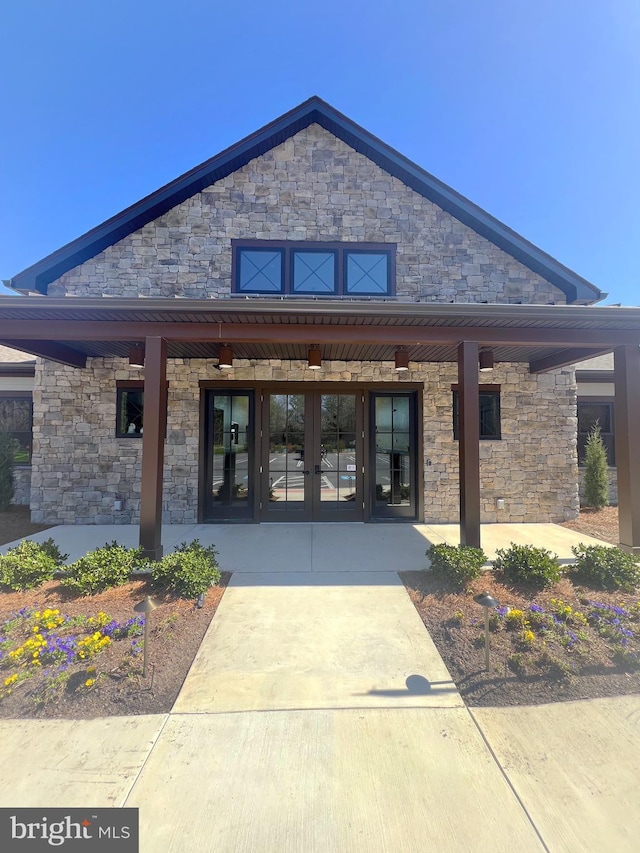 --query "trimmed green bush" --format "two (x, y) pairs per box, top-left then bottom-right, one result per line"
(426, 543), (487, 589)
(61, 541), (146, 596)
(571, 543), (640, 592)
(152, 539), (221, 599)
(0, 539), (61, 590)
(0, 430), (16, 511)
(582, 422), (609, 509)
(493, 543), (563, 588)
